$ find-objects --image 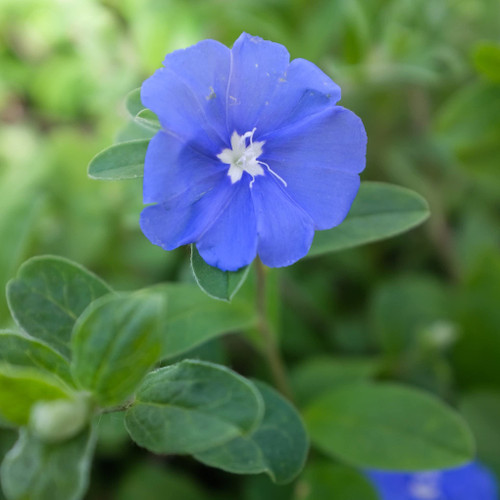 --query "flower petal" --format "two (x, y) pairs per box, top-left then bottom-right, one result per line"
(140, 177), (234, 251)
(251, 177), (315, 268)
(197, 182), (257, 271)
(227, 33), (290, 134)
(255, 58), (341, 133)
(143, 131), (225, 205)
(141, 40), (230, 151)
(260, 106), (367, 229)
